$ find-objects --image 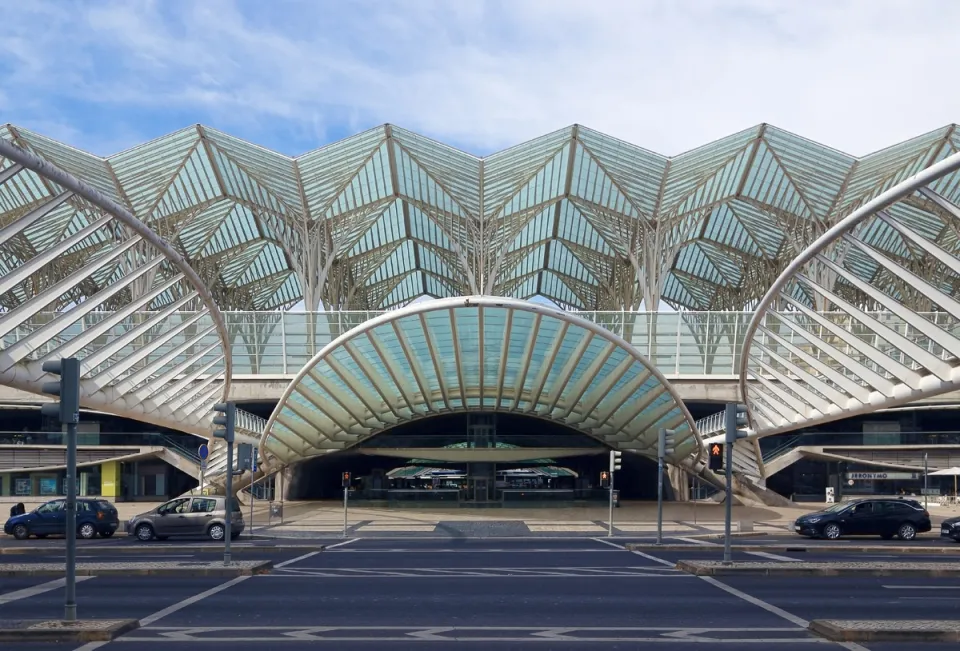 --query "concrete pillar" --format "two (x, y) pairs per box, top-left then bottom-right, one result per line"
(100, 461), (119, 498)
(668, 465), (690, 501)
(0, 473), (9, 497)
